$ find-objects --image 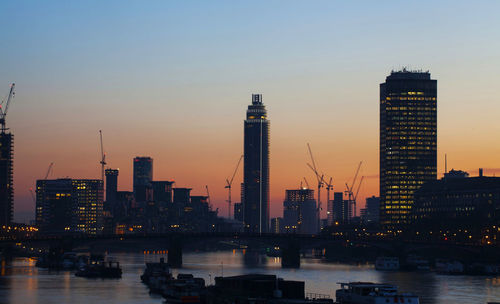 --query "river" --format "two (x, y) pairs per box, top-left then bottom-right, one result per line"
(0, 251), (498, 304)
